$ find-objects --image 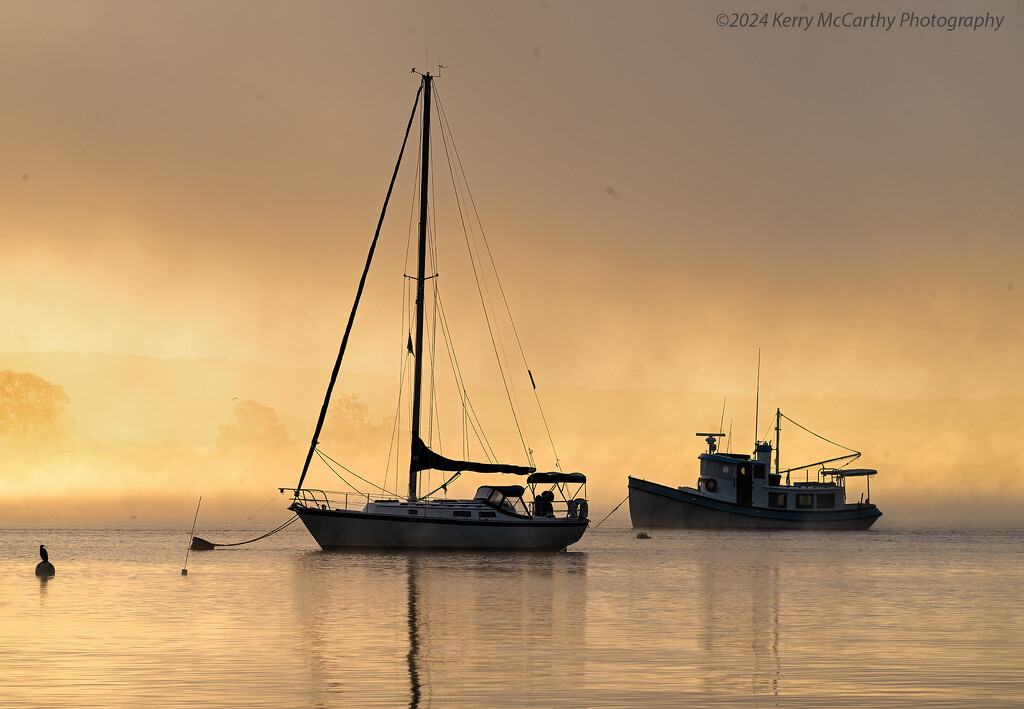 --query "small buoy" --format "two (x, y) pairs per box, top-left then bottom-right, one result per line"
(636, 532), (651, 539)
(181, 568), (188, 576)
